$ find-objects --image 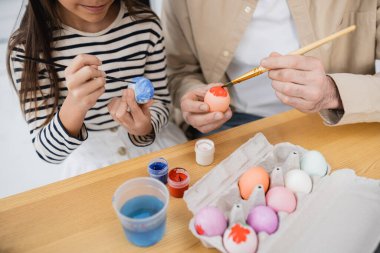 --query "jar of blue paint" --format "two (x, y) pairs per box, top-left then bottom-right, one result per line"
(148, 157), (168, 184)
